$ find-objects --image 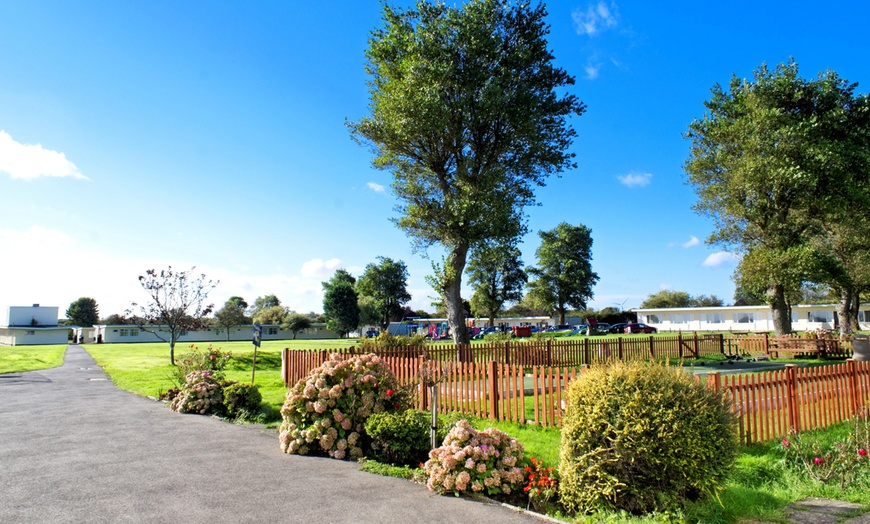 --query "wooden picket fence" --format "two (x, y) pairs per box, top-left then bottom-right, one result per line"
(730, 333), (852, 359)
(710, 360), (870, 444)
(281, 333), (724, 386)
(280, 341), (870, 444)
